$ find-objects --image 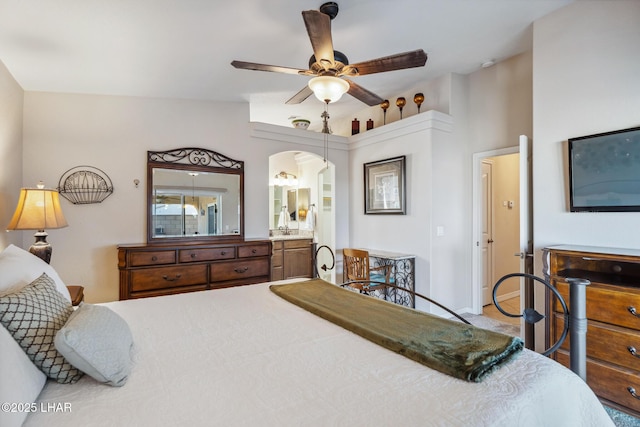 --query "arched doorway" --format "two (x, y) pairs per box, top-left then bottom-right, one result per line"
(269, 151), (336, 283)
